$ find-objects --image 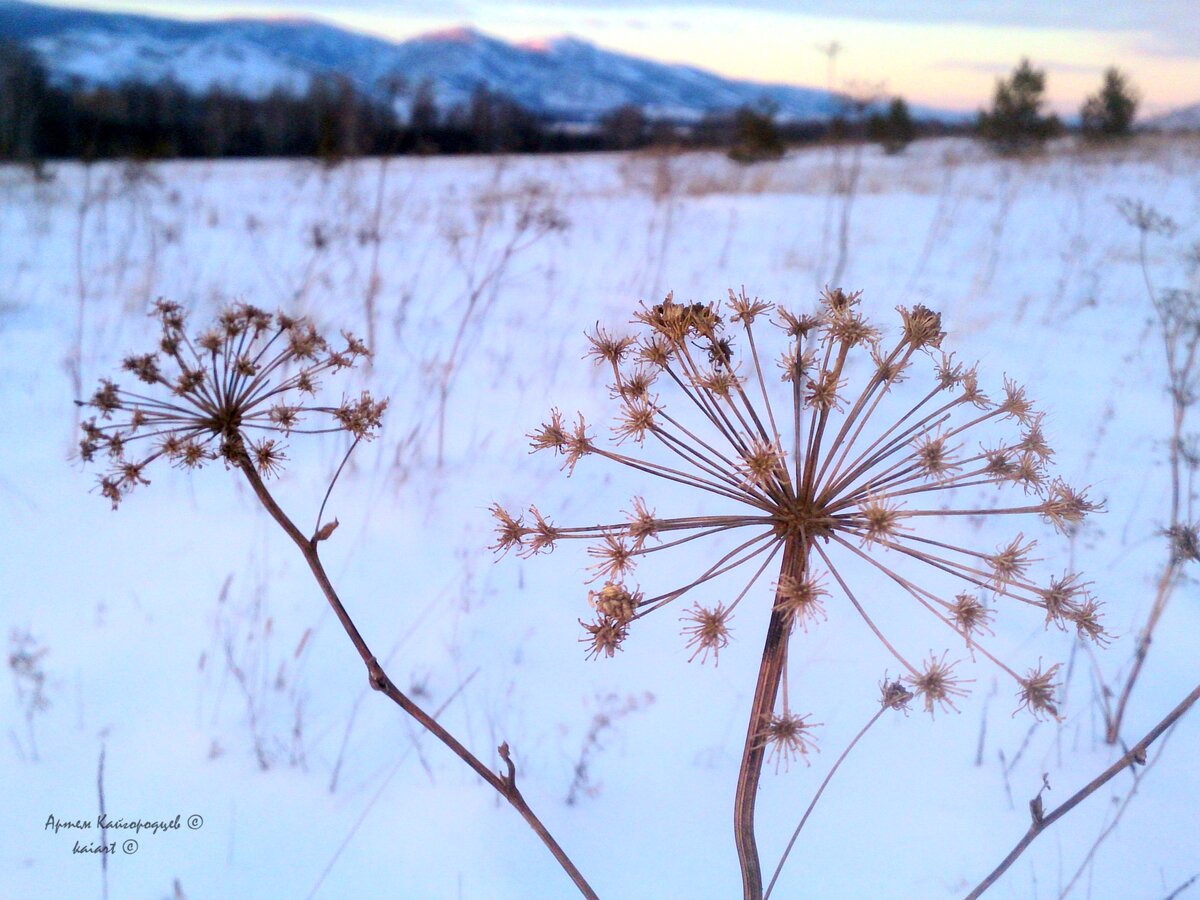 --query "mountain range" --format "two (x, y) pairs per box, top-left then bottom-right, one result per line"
(0, 0), (948, 123)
